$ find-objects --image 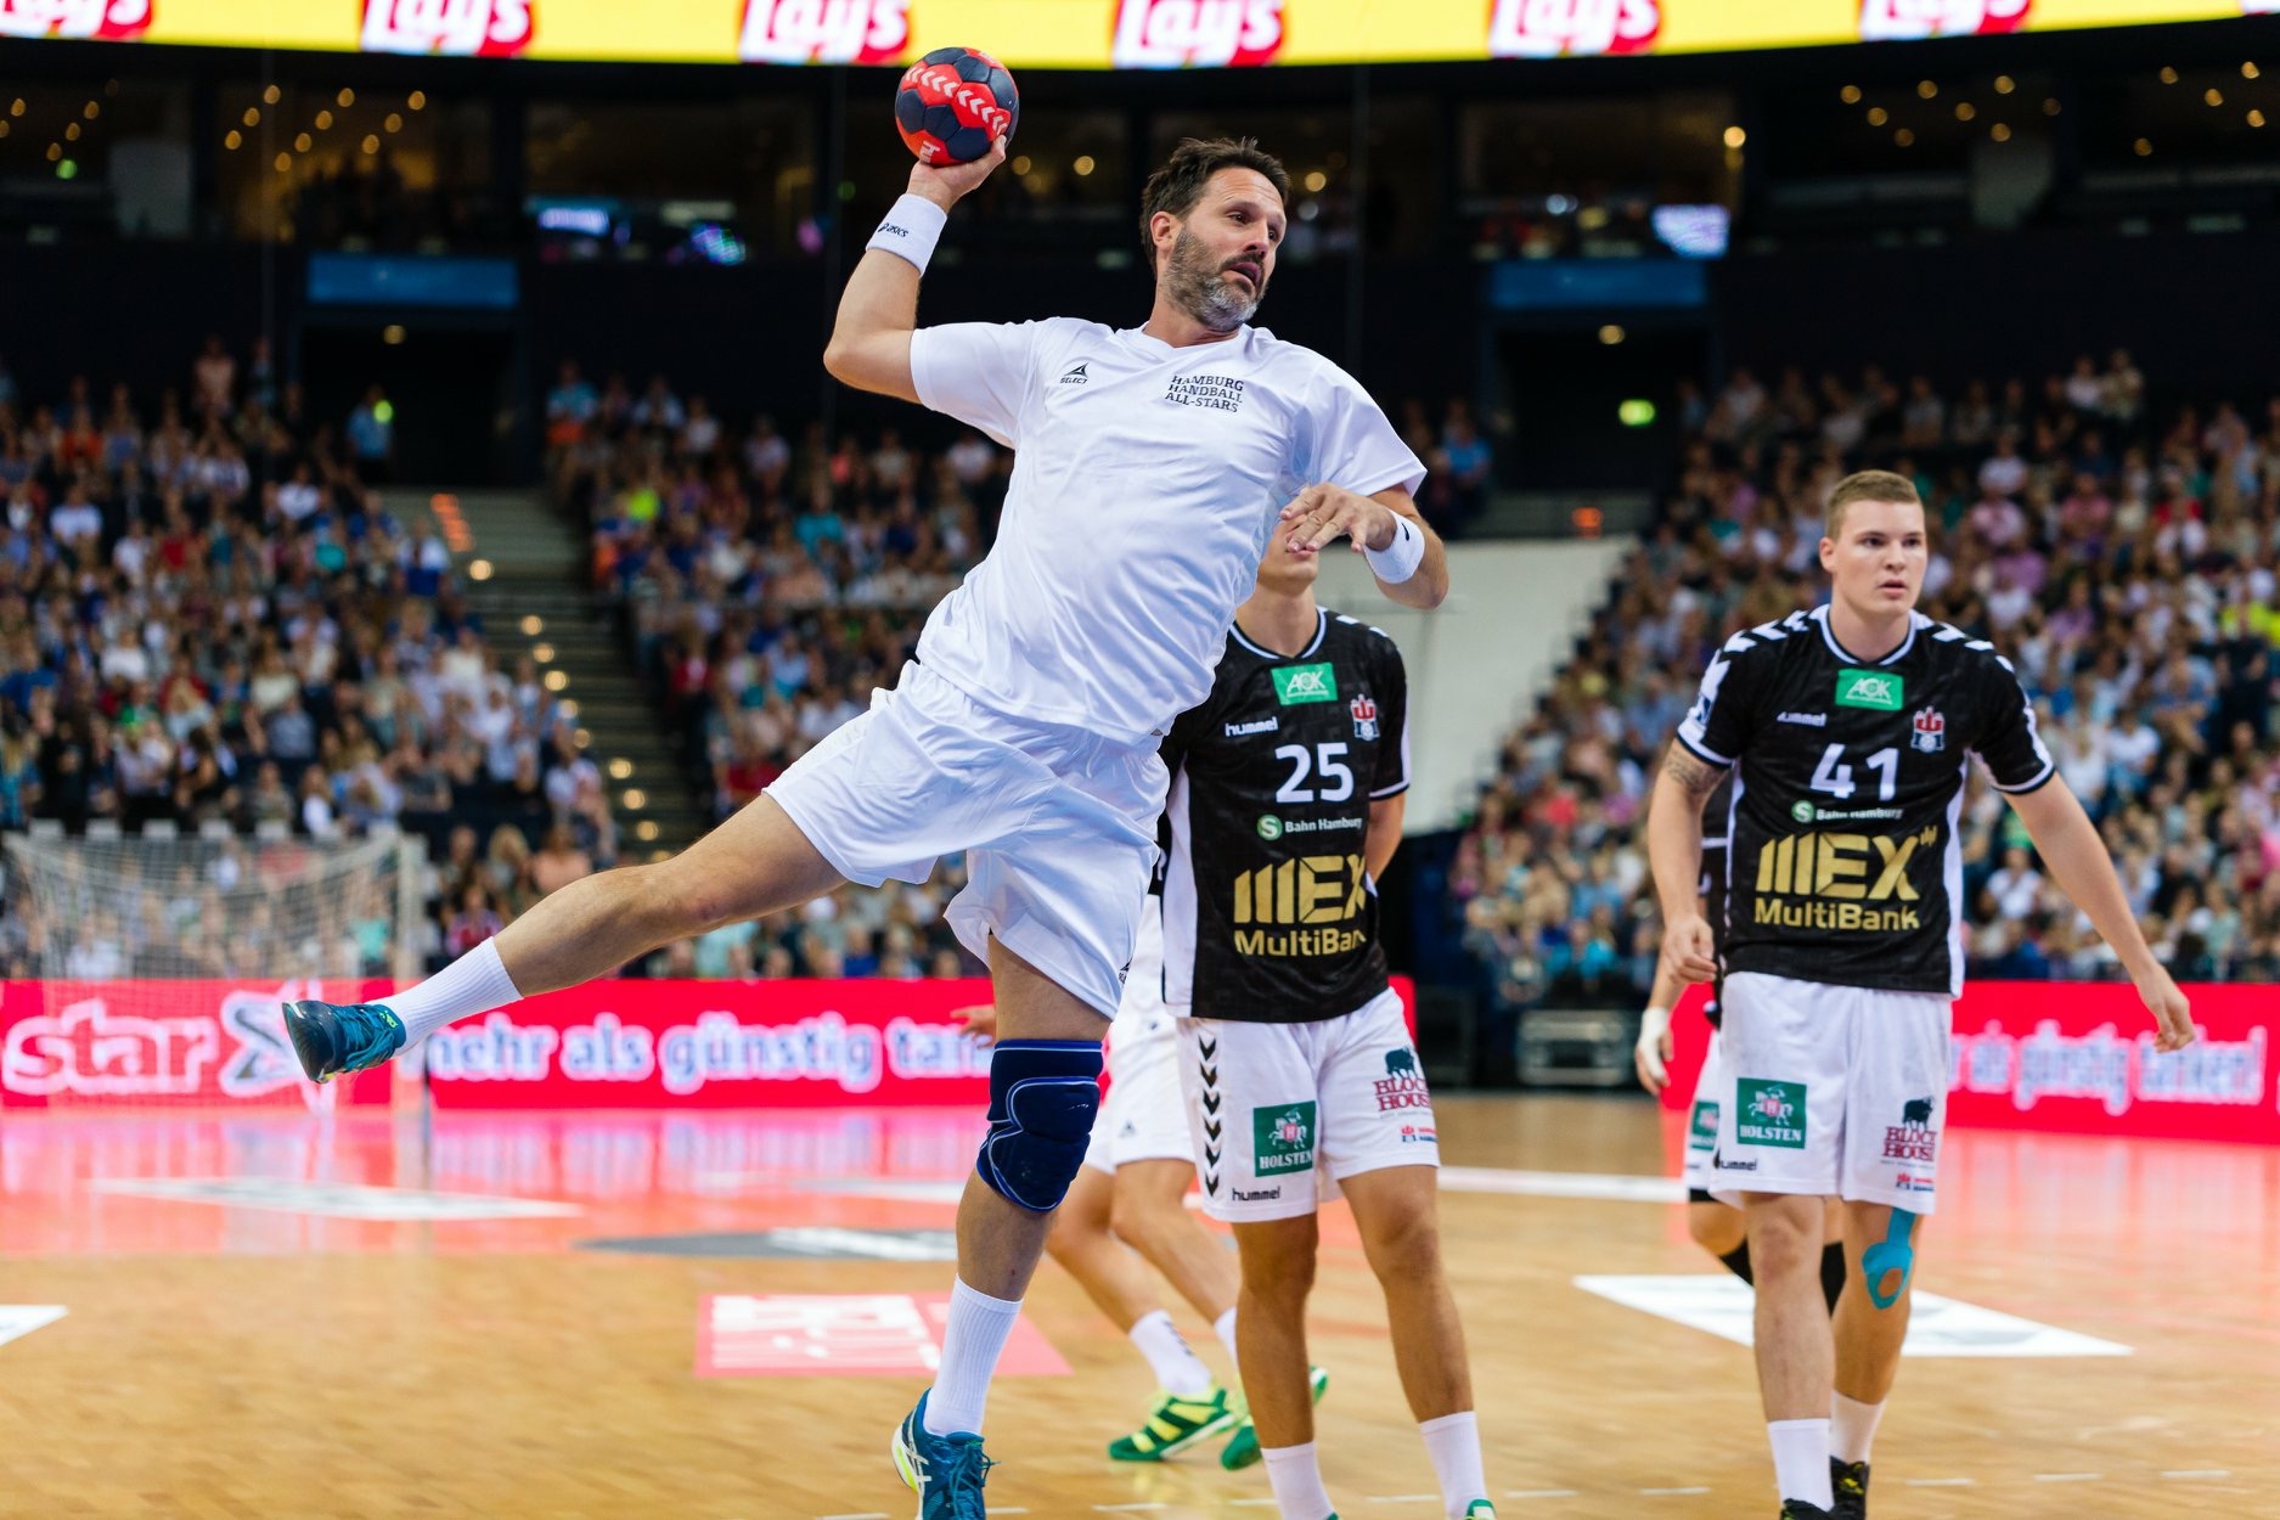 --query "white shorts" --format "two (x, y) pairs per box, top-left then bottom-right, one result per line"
(1709, 971), (1951, 1215)
(1084, 904), (1194, 1176)
(1681, 1029), (1725, 1197)
(767, 661), (1164, 1017)
(1174, 988), (1437, 1224)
